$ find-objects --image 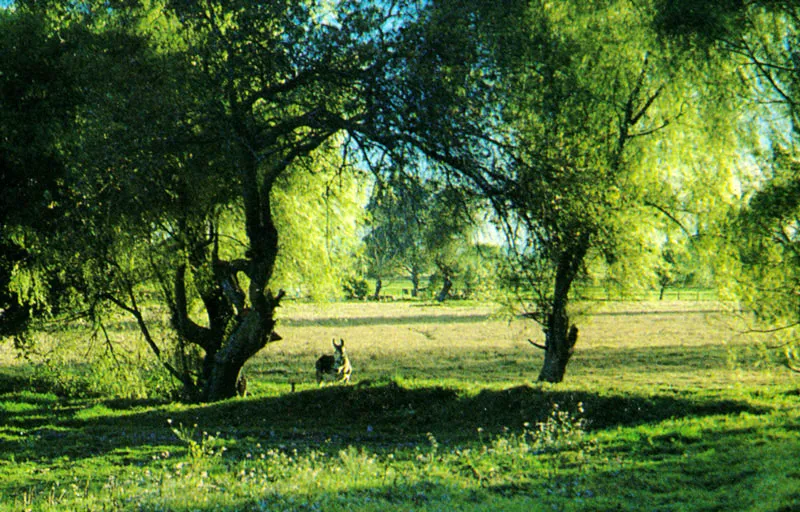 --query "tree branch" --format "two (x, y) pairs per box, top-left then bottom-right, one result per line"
(528, 339), (547, 350)
(742, 40), (796, 108)
(644, 201), (693, 237)
(784, 358), (800, 373)
(105, 290), (193, 391)
(171, 264), (213, 351)
(630, 86), (663, 126)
